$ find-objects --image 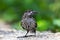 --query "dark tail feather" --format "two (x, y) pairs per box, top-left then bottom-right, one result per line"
(30, 29), (36, 33)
